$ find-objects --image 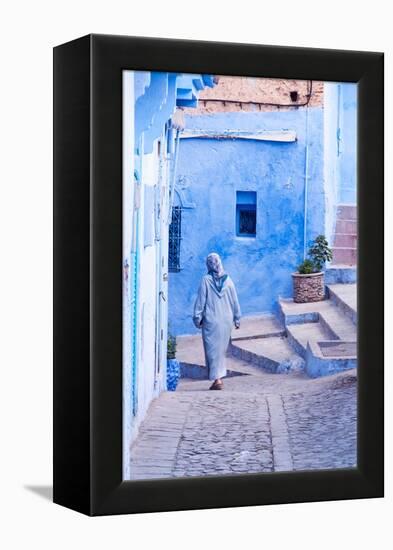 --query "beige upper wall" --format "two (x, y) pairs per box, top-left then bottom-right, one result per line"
(184, 76), (324, 114)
